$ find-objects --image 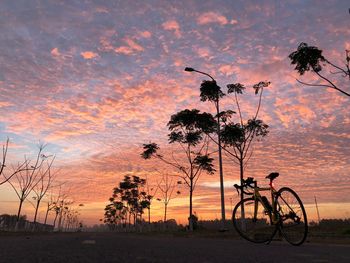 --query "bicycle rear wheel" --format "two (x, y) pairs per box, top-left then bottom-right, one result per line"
(232, 198), (277, 243)
(275, 187), (308, 246)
